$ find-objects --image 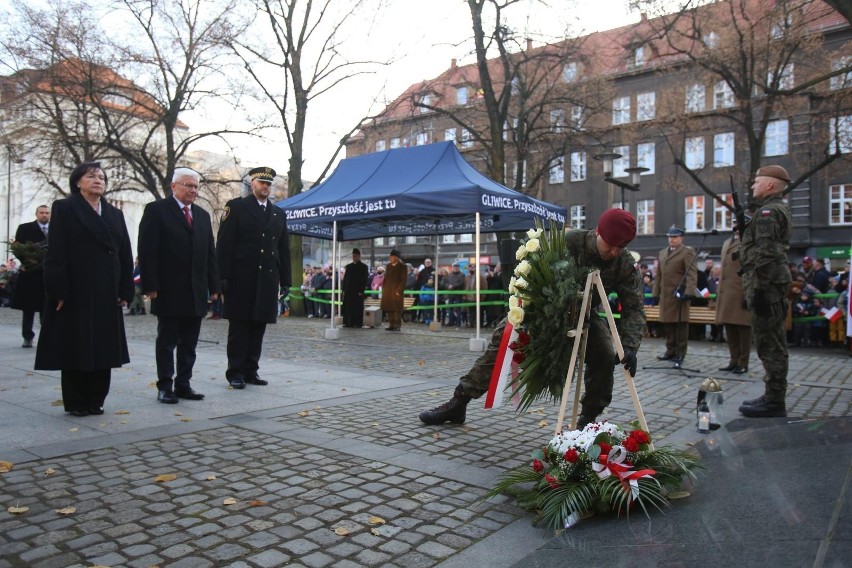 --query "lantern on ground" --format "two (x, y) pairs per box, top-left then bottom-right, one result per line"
(696, 377), (723, 431)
